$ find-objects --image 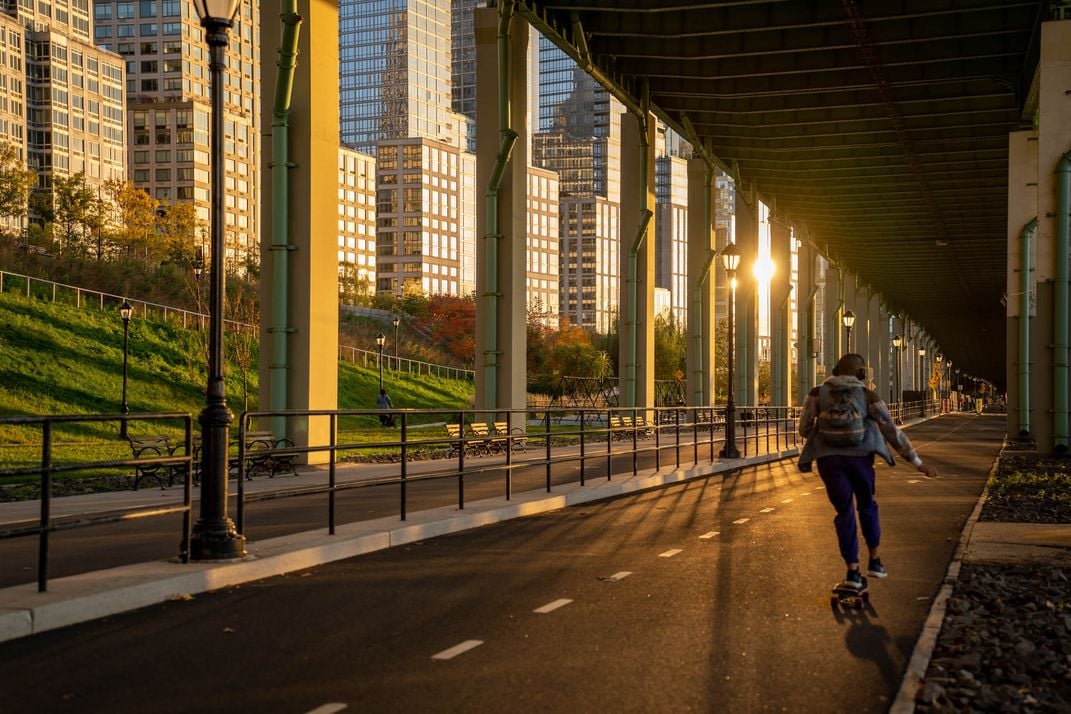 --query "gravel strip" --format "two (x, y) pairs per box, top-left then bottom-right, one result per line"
(915, 453), (1071, 712)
